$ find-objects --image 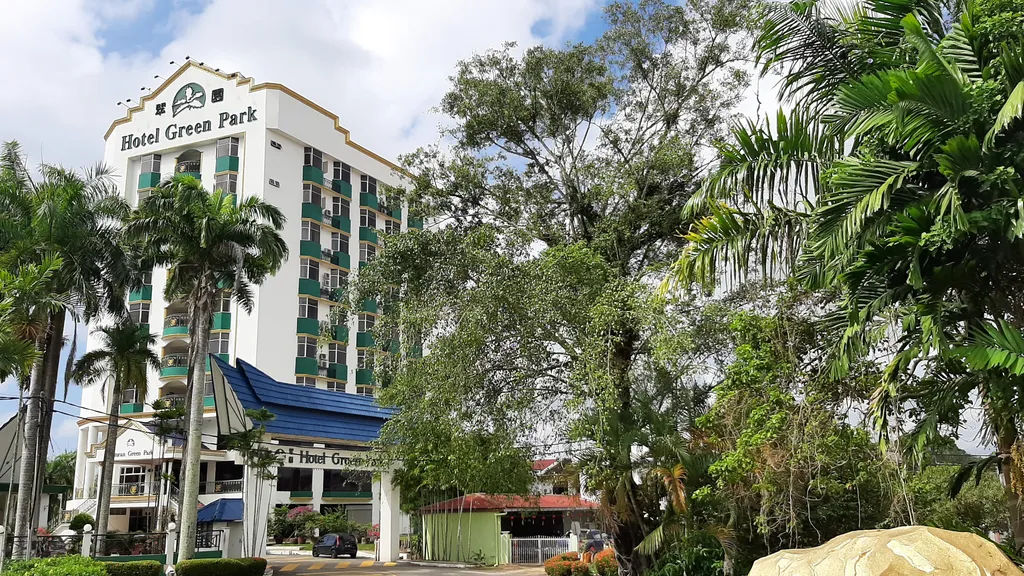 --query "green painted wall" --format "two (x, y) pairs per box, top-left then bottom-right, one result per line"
(423, 511), (502, 566)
